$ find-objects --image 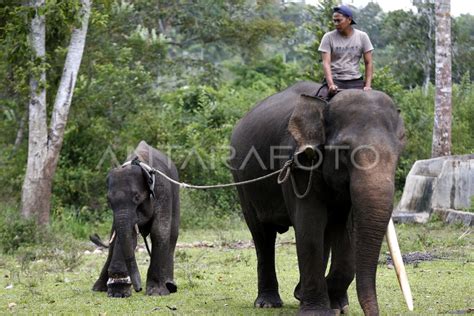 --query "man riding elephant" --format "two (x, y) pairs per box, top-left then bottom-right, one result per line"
(317, 5), (374, 100)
